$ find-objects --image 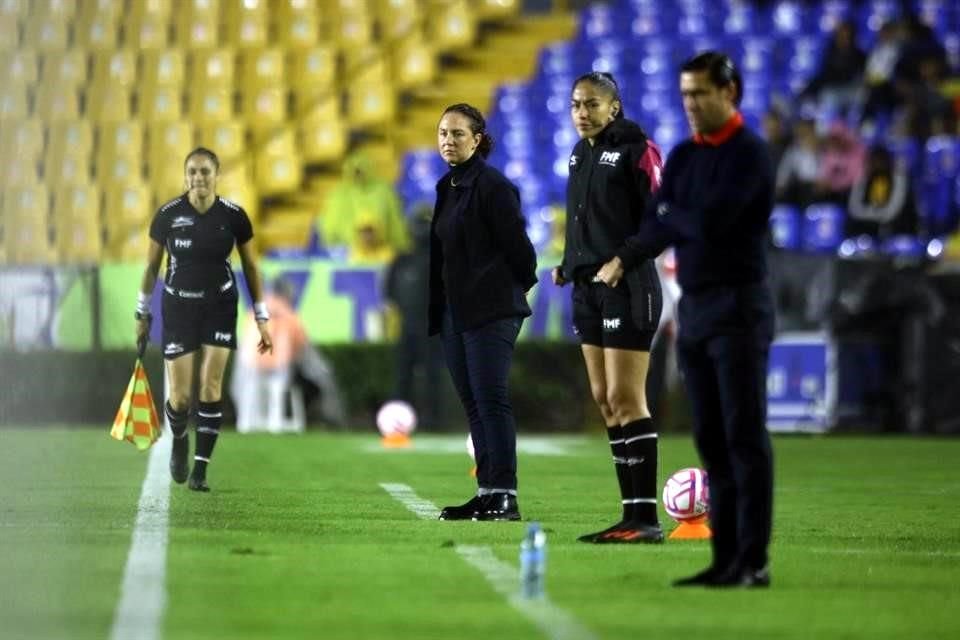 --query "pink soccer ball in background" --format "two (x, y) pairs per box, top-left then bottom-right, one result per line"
(376, 401), (417, 437)
(662, 467), (710, 522)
